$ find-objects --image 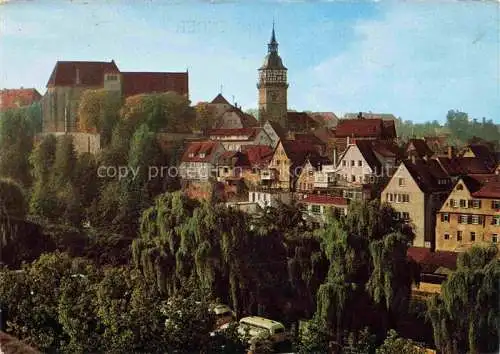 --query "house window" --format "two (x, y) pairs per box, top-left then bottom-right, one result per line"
(199, 153), (206, 158)
(459, 215), (468, 224)
(308, 170), (313, 177)
(311, 205), (321, 214)
(358, 160), (362, 167)
(188, 153), (195, 158)
(223, 167), (229, 174)
(342, 160), (347, 167)
(251, 192), (255, 202)
(460, 199), (467, 208)
(403, 194), (410, 203)
(456, 184), (463, 190)
(402, 212), (410, 220)
(492, 200), (500, 210)
(351, 160), (355, 166)
(472, 215), (480, 225)
(398, 178), (405, 186)
(449, 199), (456, 208)
(470, 232), (476, 242)
(351, 175), (356, 182)
(308, 183), (313, 190)
(493, 234), (498, 243)
(444, 233), (450, 240)
(388, 193), (394, 202)
(492, 216), (500, 226)
(457, 231), (462, 241)
(472, 199), (481, 208)
(276, 160), (281, 166)
(441, 213), (449, 222)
